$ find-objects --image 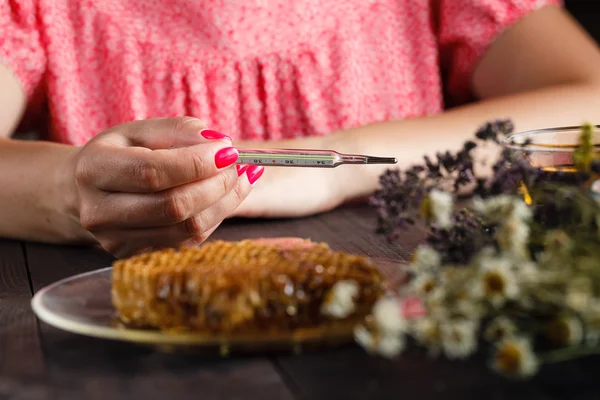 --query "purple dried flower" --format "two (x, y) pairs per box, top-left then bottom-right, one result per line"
(437, 151), (456, 172)
(369, 118), (598, 264)
(463, 141), (478, 153)
(475, 120), (515, 142)
(426, 209), (495, 265)
(424, 155), (441, 178)
(370, 121), (518, 241)
(370, 168), (428, 241)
